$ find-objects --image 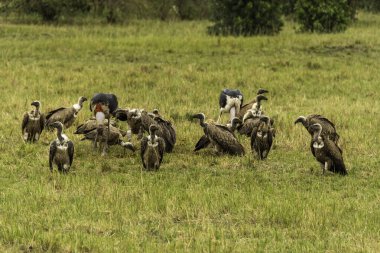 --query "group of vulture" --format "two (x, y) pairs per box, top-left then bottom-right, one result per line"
(21, 93), (175, 172)
(21, 89), (347, 175)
